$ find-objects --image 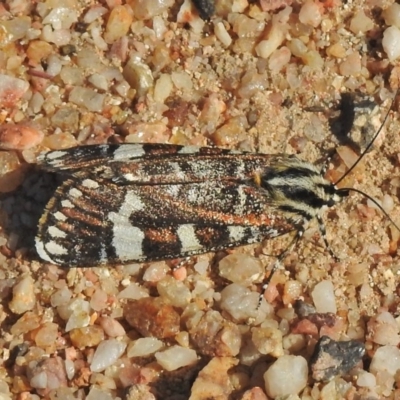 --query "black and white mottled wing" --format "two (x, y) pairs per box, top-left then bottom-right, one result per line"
(35, 177), (296, 267)
(37, 143), (286, 185)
